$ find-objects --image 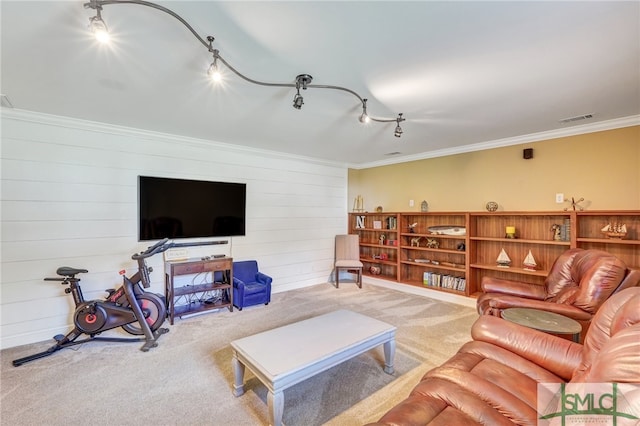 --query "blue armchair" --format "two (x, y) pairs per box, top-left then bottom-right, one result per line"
(232, 260), (272, 310)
